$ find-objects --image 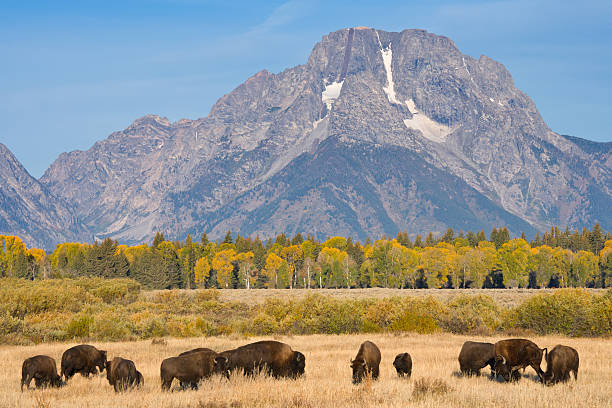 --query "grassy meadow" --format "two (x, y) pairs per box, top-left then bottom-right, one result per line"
(2, 333), (611, 408)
